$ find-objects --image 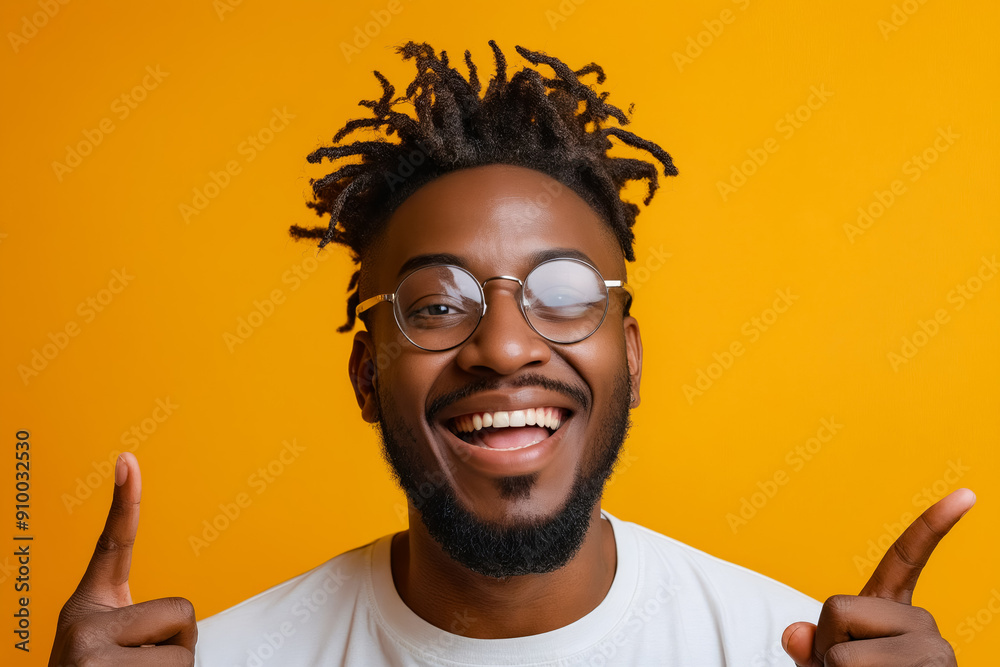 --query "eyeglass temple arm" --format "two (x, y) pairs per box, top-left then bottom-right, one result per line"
(356, 293), (393, 317)
(605, 280), (634, 299)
